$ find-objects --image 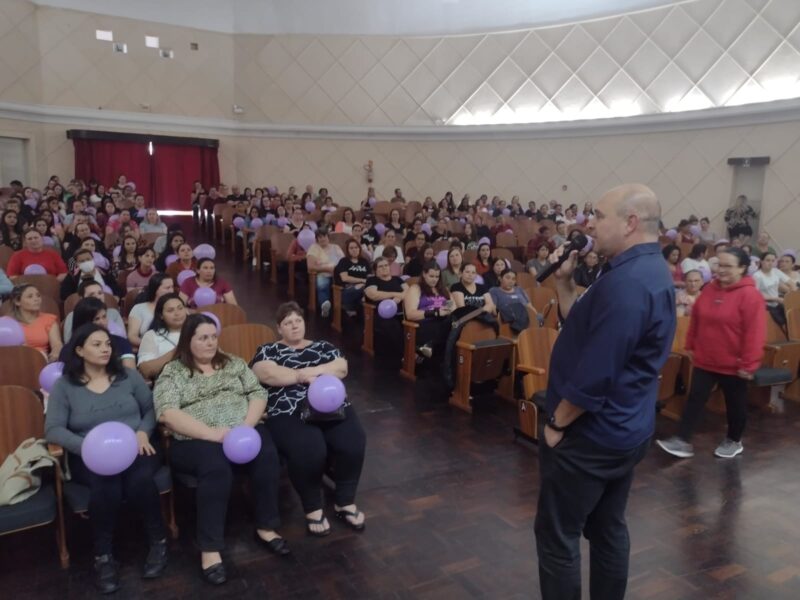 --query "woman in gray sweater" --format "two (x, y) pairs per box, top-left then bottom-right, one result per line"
(45, 323), (167, 594)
